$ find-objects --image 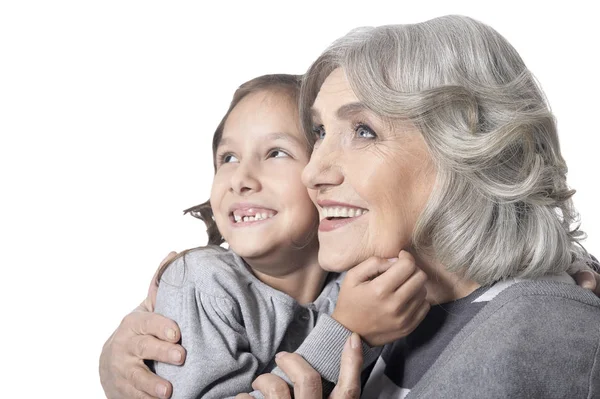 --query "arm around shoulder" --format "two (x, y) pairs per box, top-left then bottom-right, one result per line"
(154, 256), (262, 399)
